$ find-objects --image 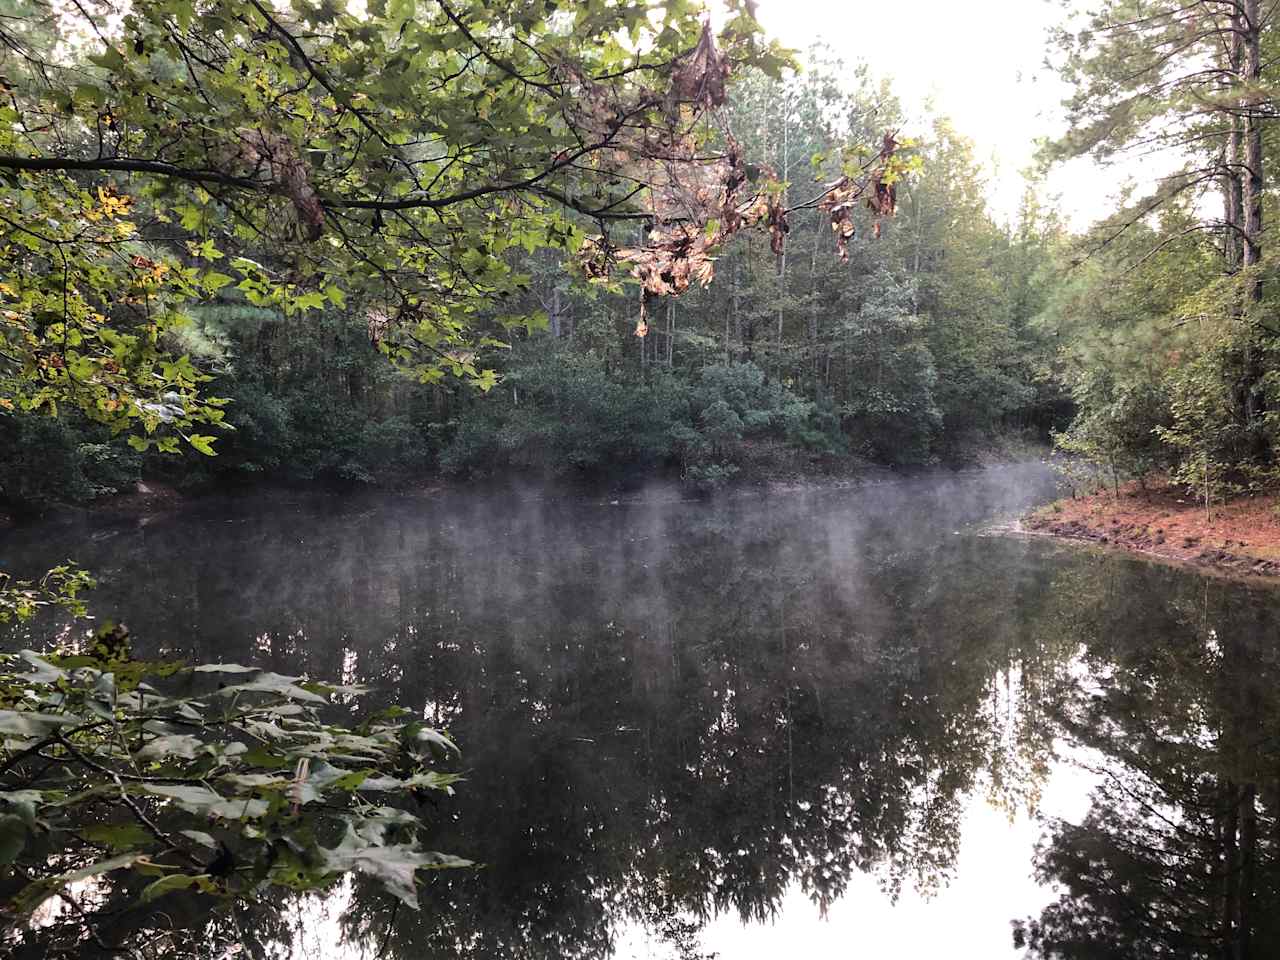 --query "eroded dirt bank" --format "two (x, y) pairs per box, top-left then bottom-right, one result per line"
(1023, 482), (1280, 579)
